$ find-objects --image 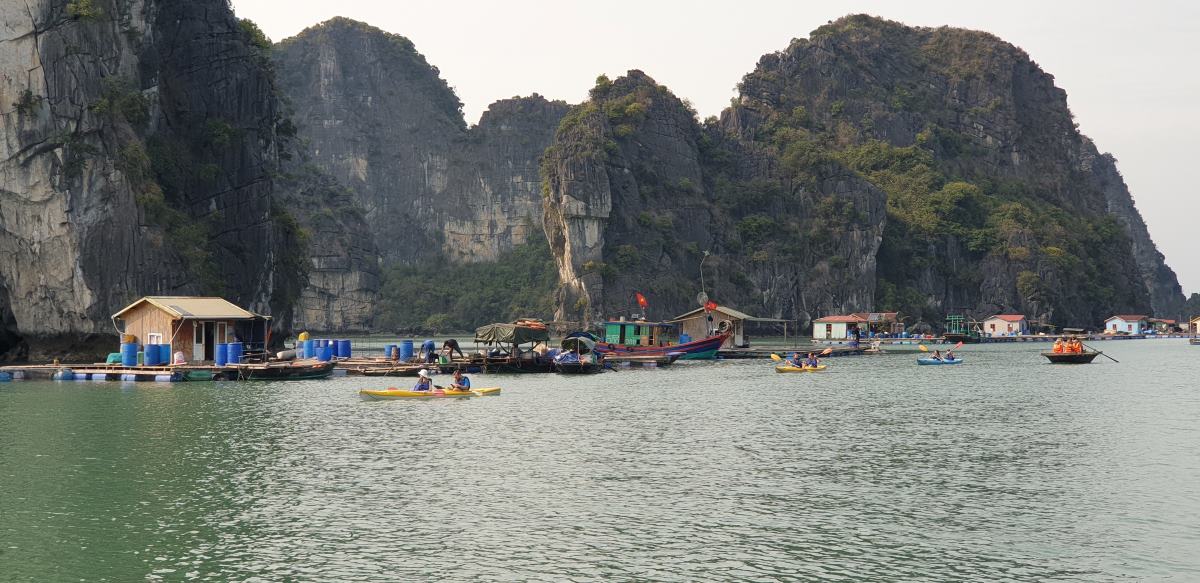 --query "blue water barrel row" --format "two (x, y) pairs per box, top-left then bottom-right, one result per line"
(400, 340), (414, 361)
(336, 340), (351, 358)
(215, 343), (229, 366)
(143, 344), (171, 366)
